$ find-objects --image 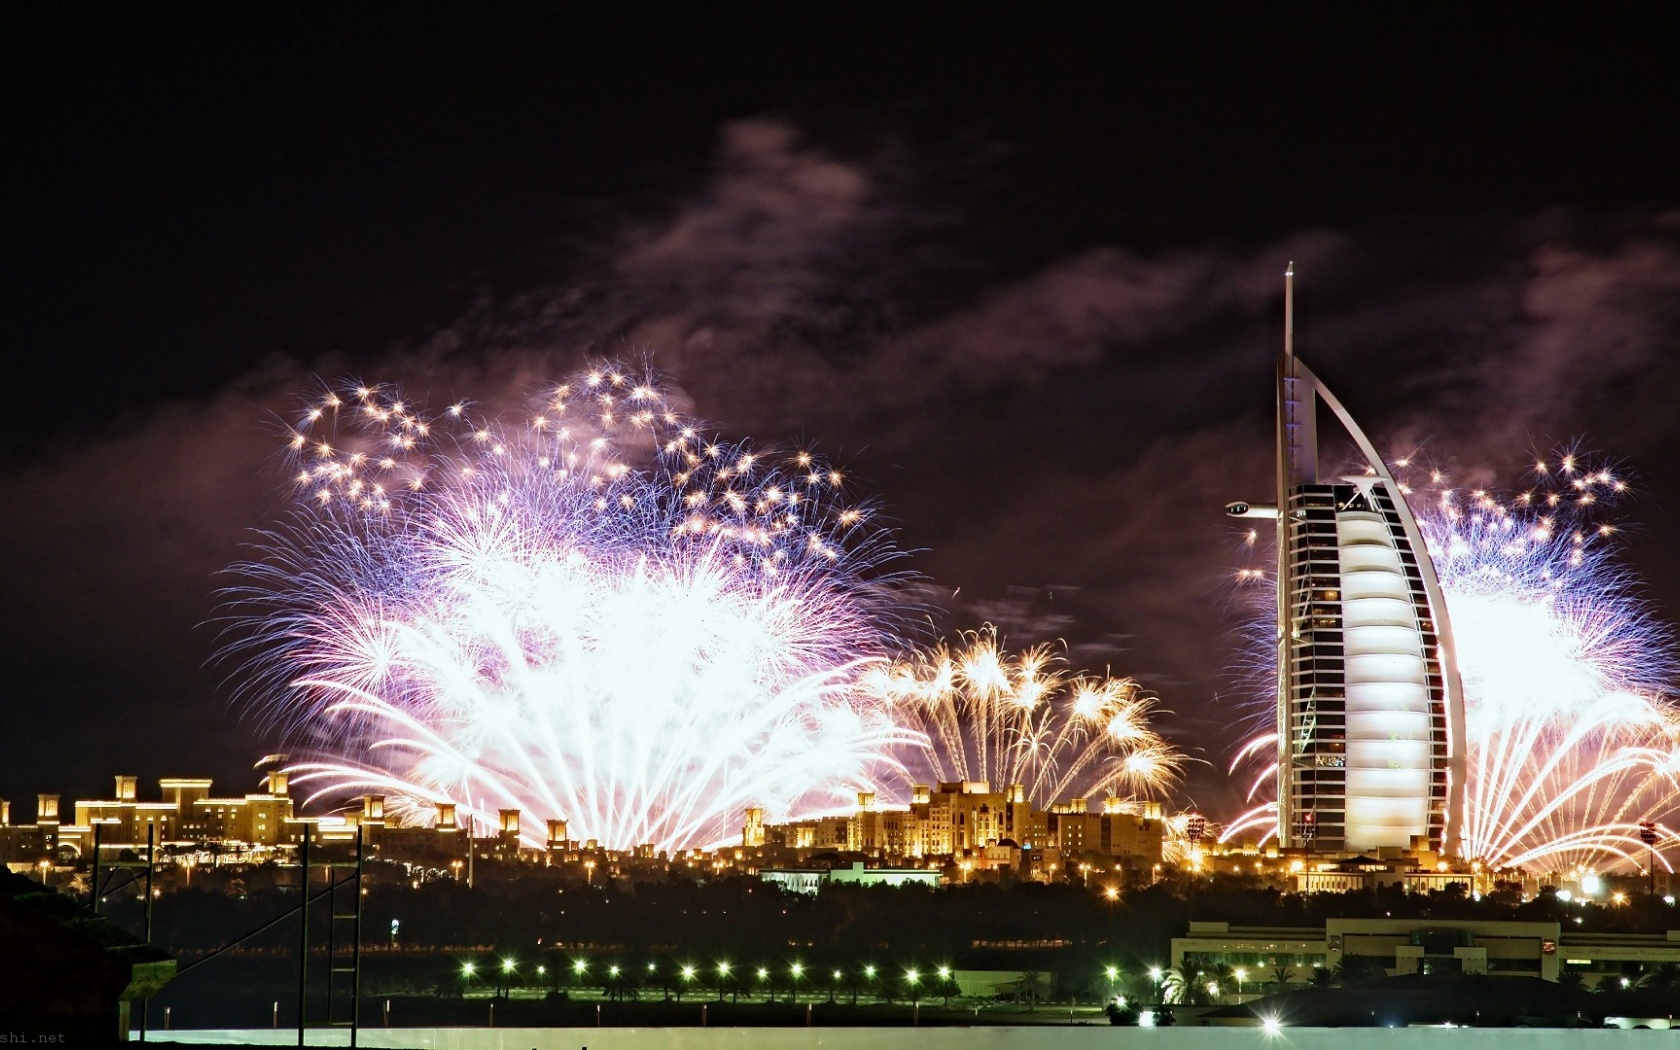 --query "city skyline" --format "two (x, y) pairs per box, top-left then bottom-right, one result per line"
(6, 11), (1680, 822)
